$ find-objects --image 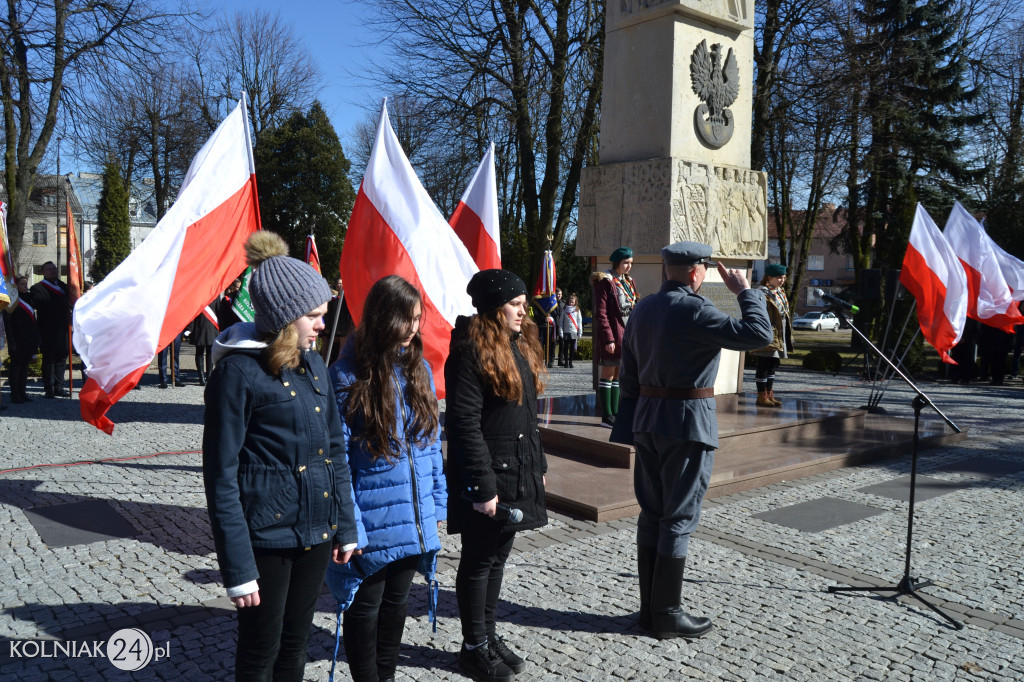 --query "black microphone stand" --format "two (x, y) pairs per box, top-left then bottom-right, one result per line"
(824, 304), (963, 630)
